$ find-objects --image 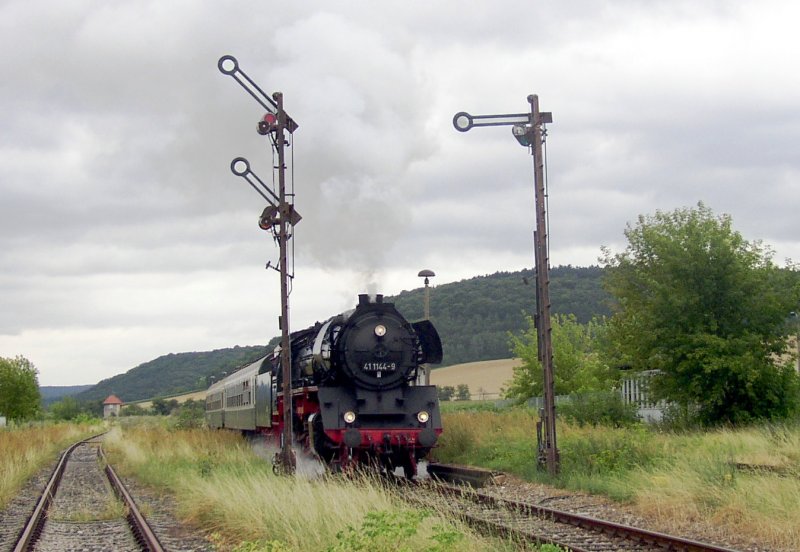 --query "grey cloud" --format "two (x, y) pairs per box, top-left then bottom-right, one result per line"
(3, 0), (800, 385)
